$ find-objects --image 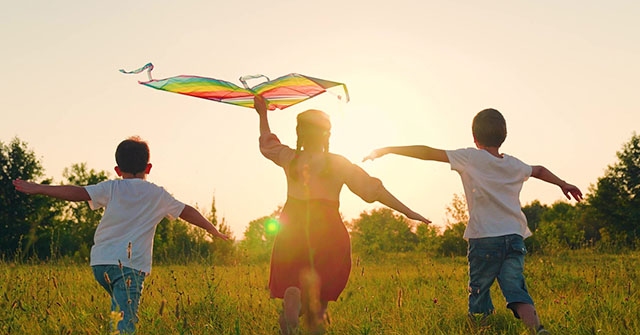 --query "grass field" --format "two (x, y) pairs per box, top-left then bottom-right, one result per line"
(1, 250), (638, 334)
